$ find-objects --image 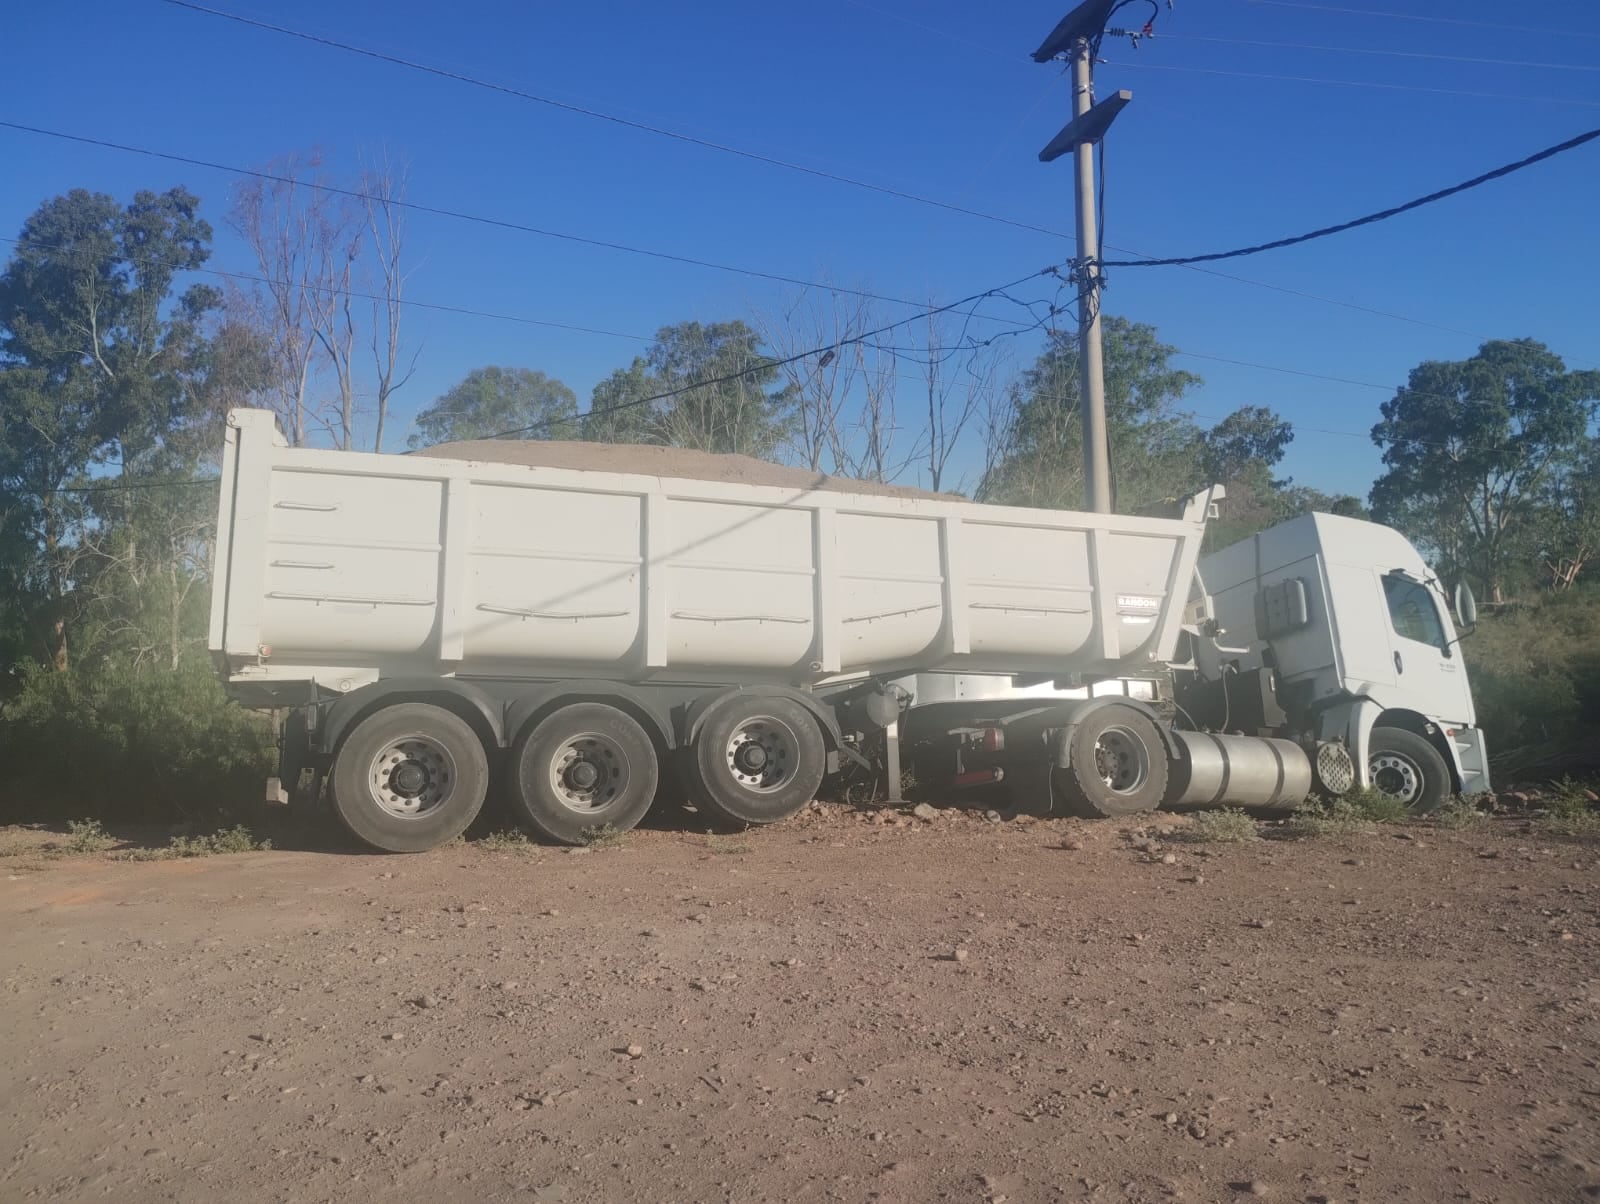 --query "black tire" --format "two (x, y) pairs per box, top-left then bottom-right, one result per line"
(687, 696), (827, 828)
(1368, 726), (1450, 813)
(1052, 704), (1170, 818)
(328, 703), (490, 853)
(508, 703), (660, 845)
